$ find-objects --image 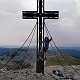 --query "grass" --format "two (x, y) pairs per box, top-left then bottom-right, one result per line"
(46, 55), (80, 66)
